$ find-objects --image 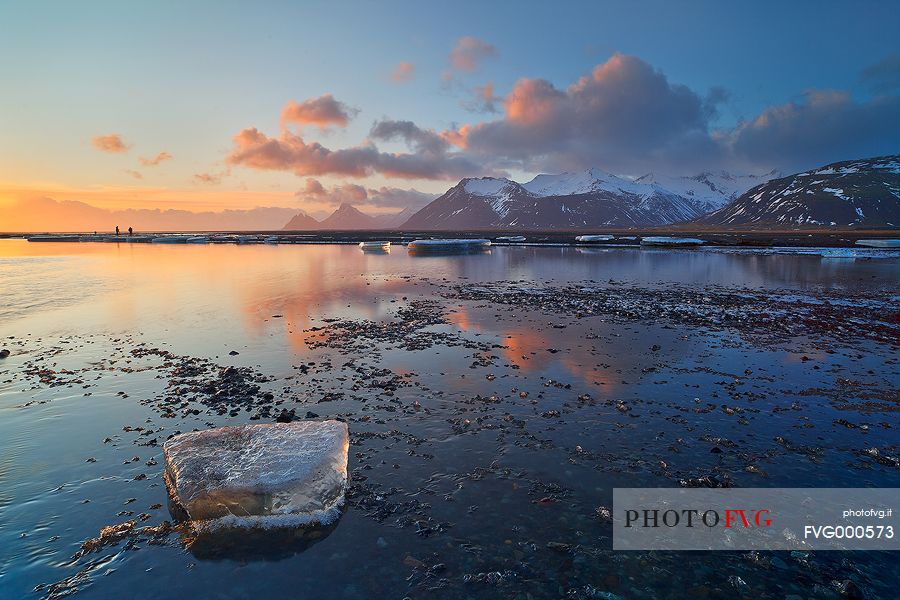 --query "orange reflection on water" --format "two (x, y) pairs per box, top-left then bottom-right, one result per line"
(447, 305), (618, 389)
(2, 241), (416, 355)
